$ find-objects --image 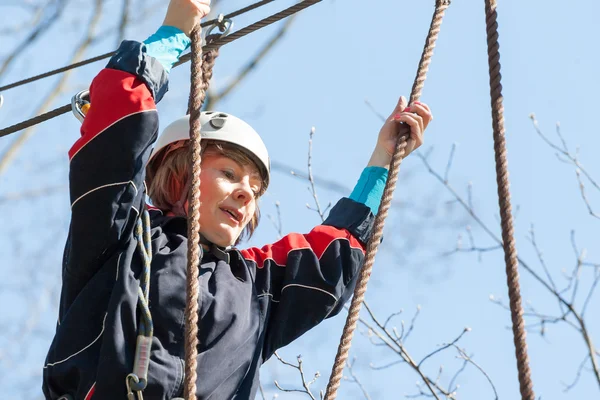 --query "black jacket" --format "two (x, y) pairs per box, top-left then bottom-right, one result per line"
(43, 41), (374, 400)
